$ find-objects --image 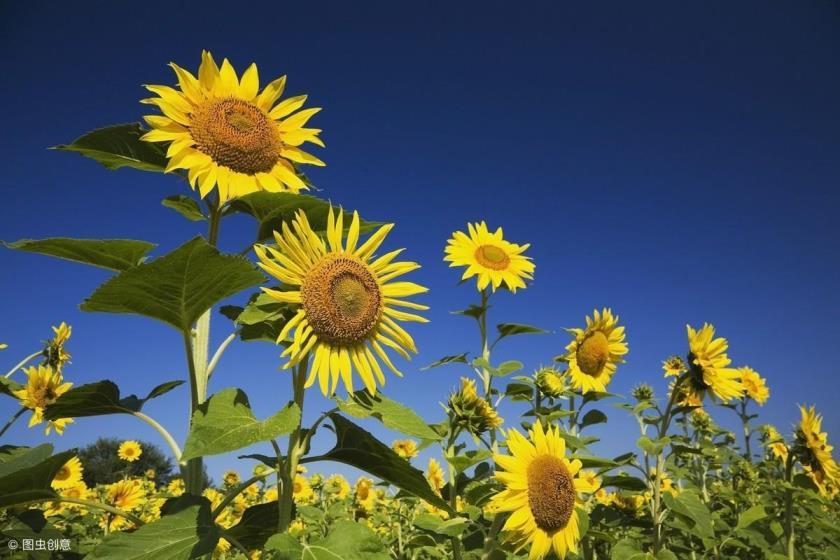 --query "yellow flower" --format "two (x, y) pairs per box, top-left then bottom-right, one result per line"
(51, 456), (83, 490)
(11, 364), (74, 435)
(662, 356), (687, 377)
(564, 309), (628, 394)
(43, 322), (72, 371)
(263, 486), (279, 503)
(167, 478), (185, 496)
(118, 440), (142, 462)
(145, 469), (156, 479)
(426, 458), (446, 495)
(651, 469), (679, 497)
(795, 406), (840, 497)
(392, 439), (419, 459)
(535, 367), (566, 398)
(253, 464), (269, 477)
(685, 323), (743, 403)
(740, 367), (769, 405)
(60, 482), (90, 509)
(106, 479), (144, 510)
(324, 475), (350, 499)
(289, 519), (305, 535)
(444, 221), (534, 293)
(0, 343), (7, 350)
(449, 377), (503, 434)
(355, 477), (377, 511)
(489, 422), (596, 559)
(141, 51), (324, 202)
(292, 475), (315, 504)
(255, 207), (428, 395)
(223, 470), (241, 486)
